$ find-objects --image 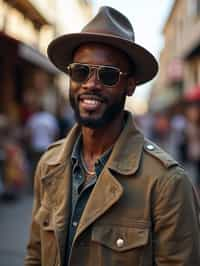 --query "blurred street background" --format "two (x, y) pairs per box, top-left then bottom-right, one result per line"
(0, 0), (200, 265)
(0, 194), (32, 266)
